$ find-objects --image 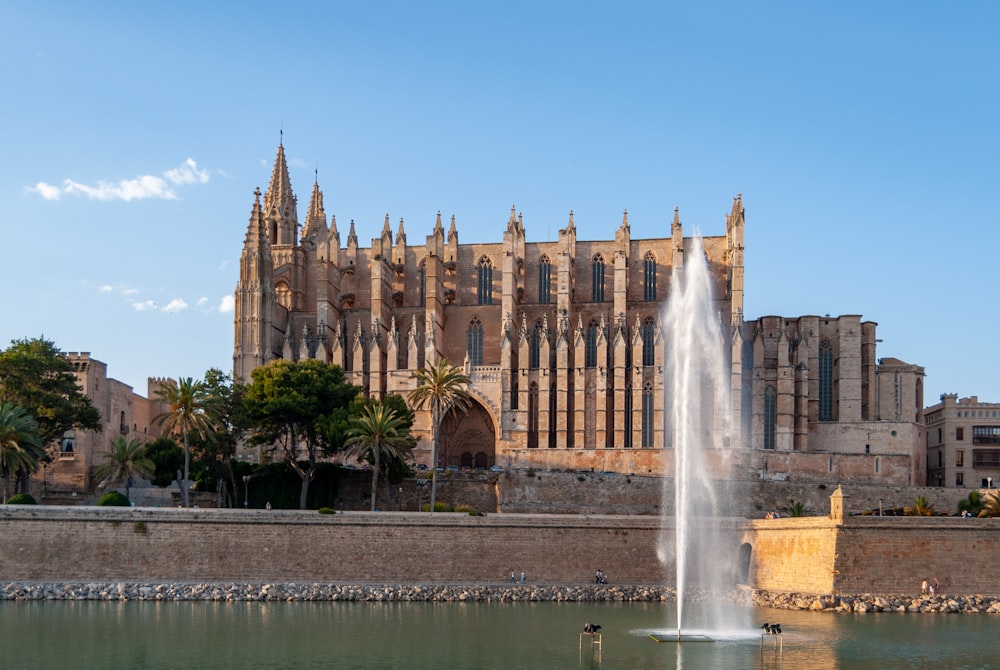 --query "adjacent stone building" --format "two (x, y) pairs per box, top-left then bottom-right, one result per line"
(234, 142), (926, 485)
(925, 394), (1000, 488)
(41, 353), (163, 496)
